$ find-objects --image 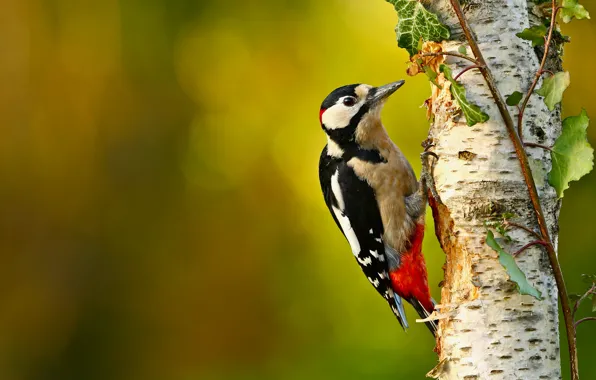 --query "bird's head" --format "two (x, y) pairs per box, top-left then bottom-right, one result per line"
(319, 80), (404, 149)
